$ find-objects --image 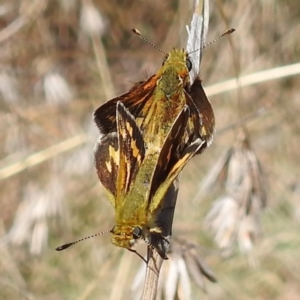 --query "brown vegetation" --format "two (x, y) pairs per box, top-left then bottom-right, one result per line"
(0, 0), (300, 299)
